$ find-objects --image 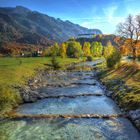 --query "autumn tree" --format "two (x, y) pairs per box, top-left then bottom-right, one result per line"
(91, 42), (103, 57)
(50, 42), (60, 56)
(119, 45), (130, 56)
(97, 42), (103, 56)
(91, 42), (98, 57)
(117, 14), (140, 60)
(83, 42), (91, 56)
(104, 41), (121, 68)
(103, 41), (114, 59)
(60, 43), (67, 58)
(66, 40), (83, 58)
